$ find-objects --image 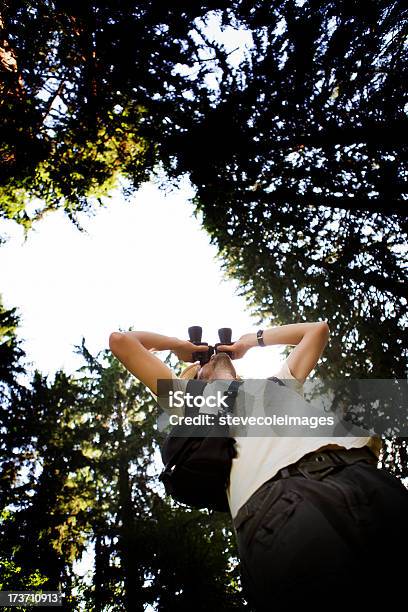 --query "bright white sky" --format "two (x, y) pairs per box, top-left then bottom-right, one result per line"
(0, 174), (286, 385)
